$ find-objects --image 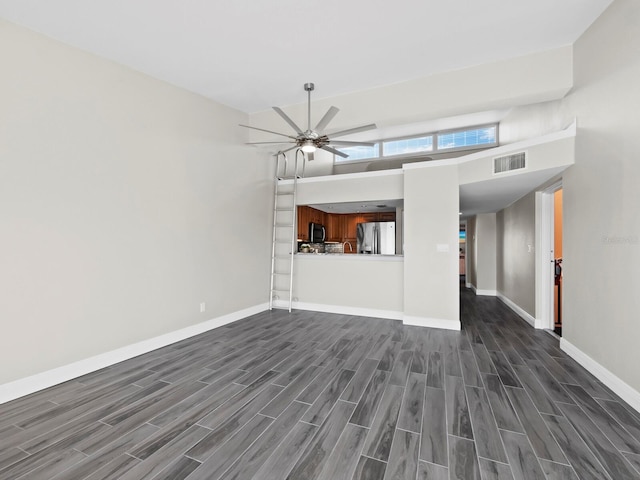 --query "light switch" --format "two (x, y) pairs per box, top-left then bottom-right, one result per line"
(437, 244), (450, 253)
